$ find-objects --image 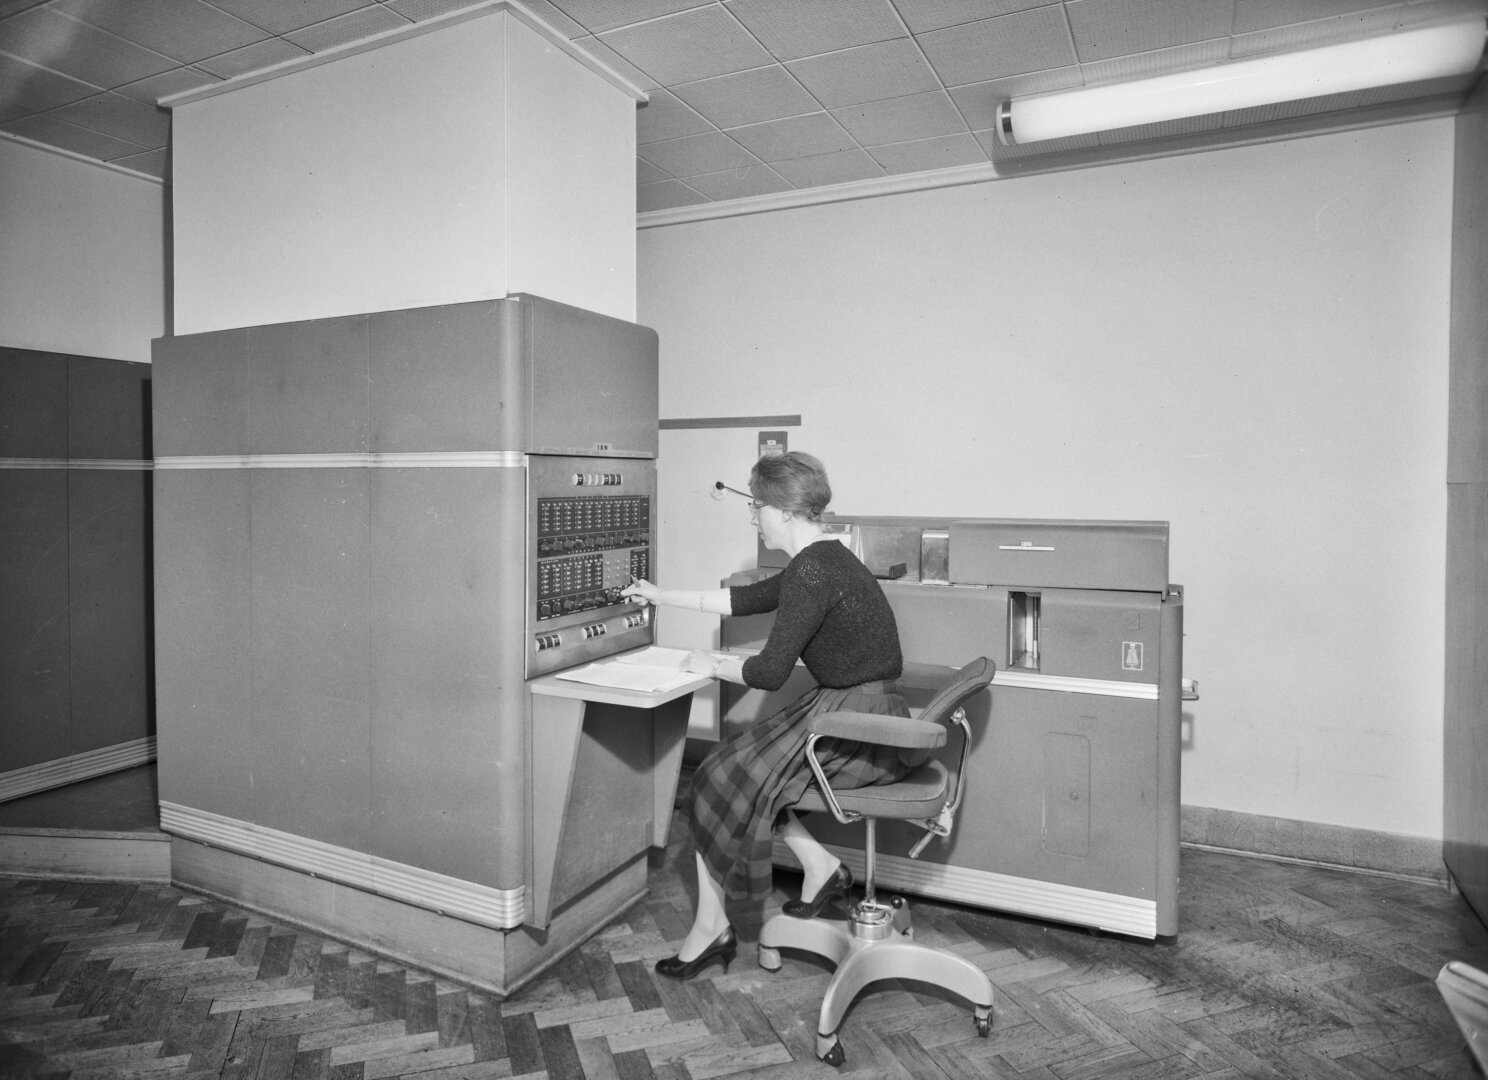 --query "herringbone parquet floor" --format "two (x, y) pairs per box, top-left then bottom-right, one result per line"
(4, 815), (1488, 1080)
